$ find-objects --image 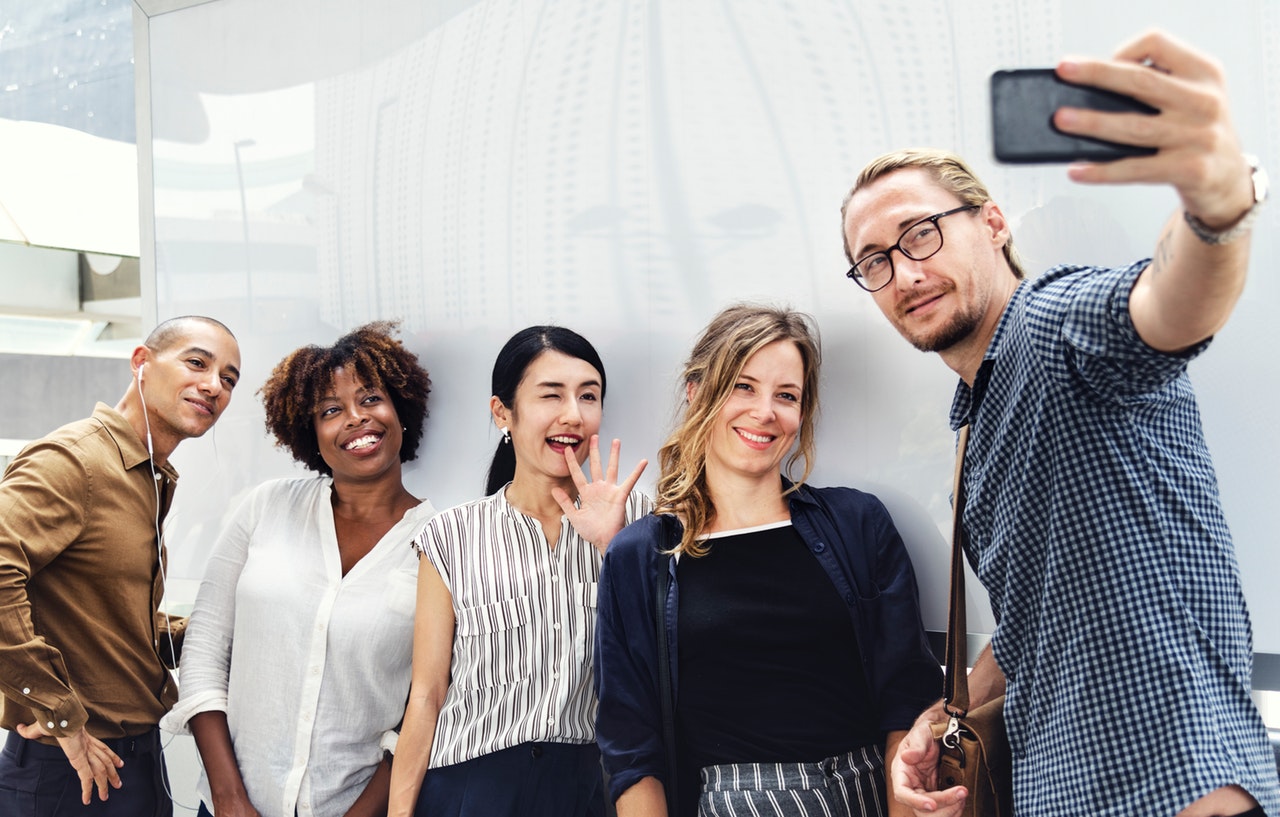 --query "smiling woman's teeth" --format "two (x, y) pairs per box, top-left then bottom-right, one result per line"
(738, 430), (772, 443)
(548, 436), (579, 446)
(345, 435), (378, 450)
